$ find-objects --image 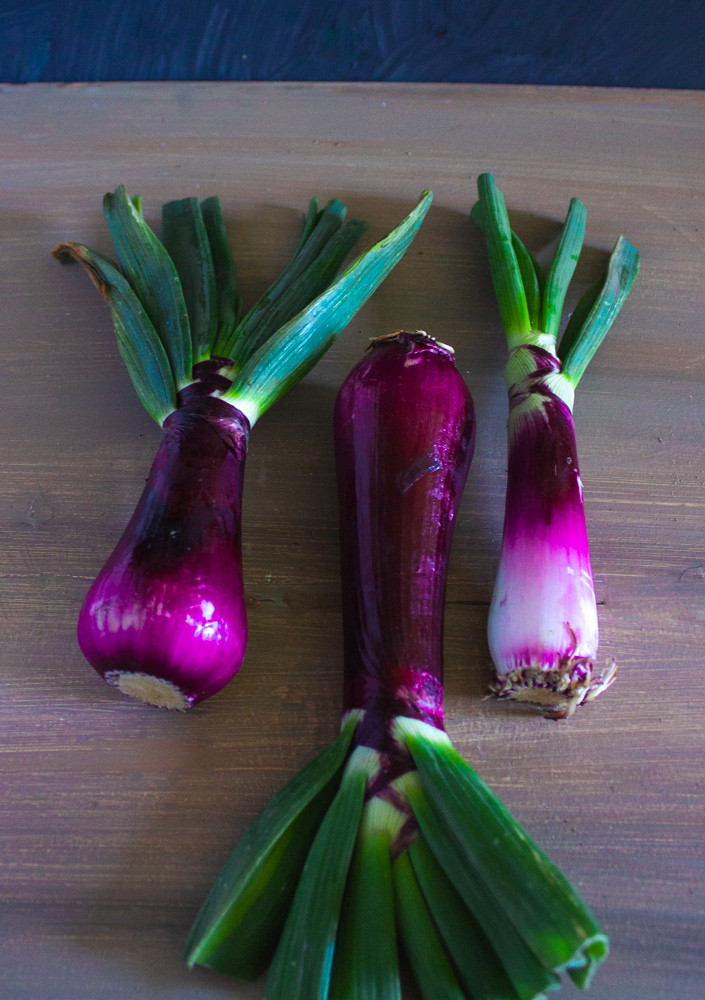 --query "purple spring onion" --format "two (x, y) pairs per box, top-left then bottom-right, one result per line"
(473, 174), (640, 718)
(54, 186), (432, 709)
(75, 380), (250, 710)
(185, 332), (608, 999)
